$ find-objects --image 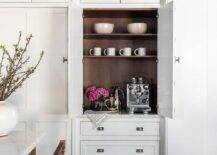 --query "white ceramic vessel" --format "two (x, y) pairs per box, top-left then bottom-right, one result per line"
(94, 23), (114, 34)
(0, 101), (18, 137)
(127, 23), (148, 34)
